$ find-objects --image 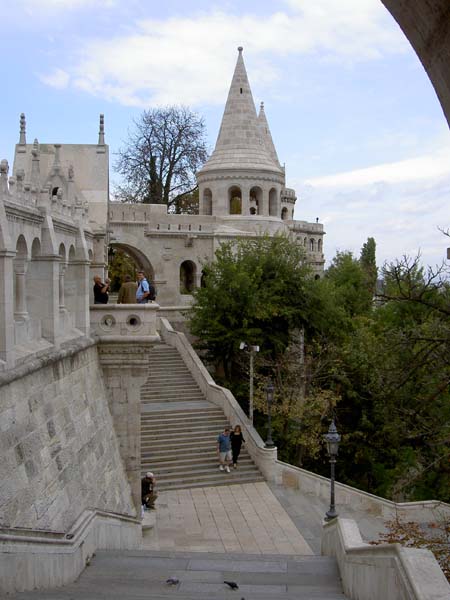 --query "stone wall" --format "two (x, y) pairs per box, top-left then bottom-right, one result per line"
(0, 338), (136, 532)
